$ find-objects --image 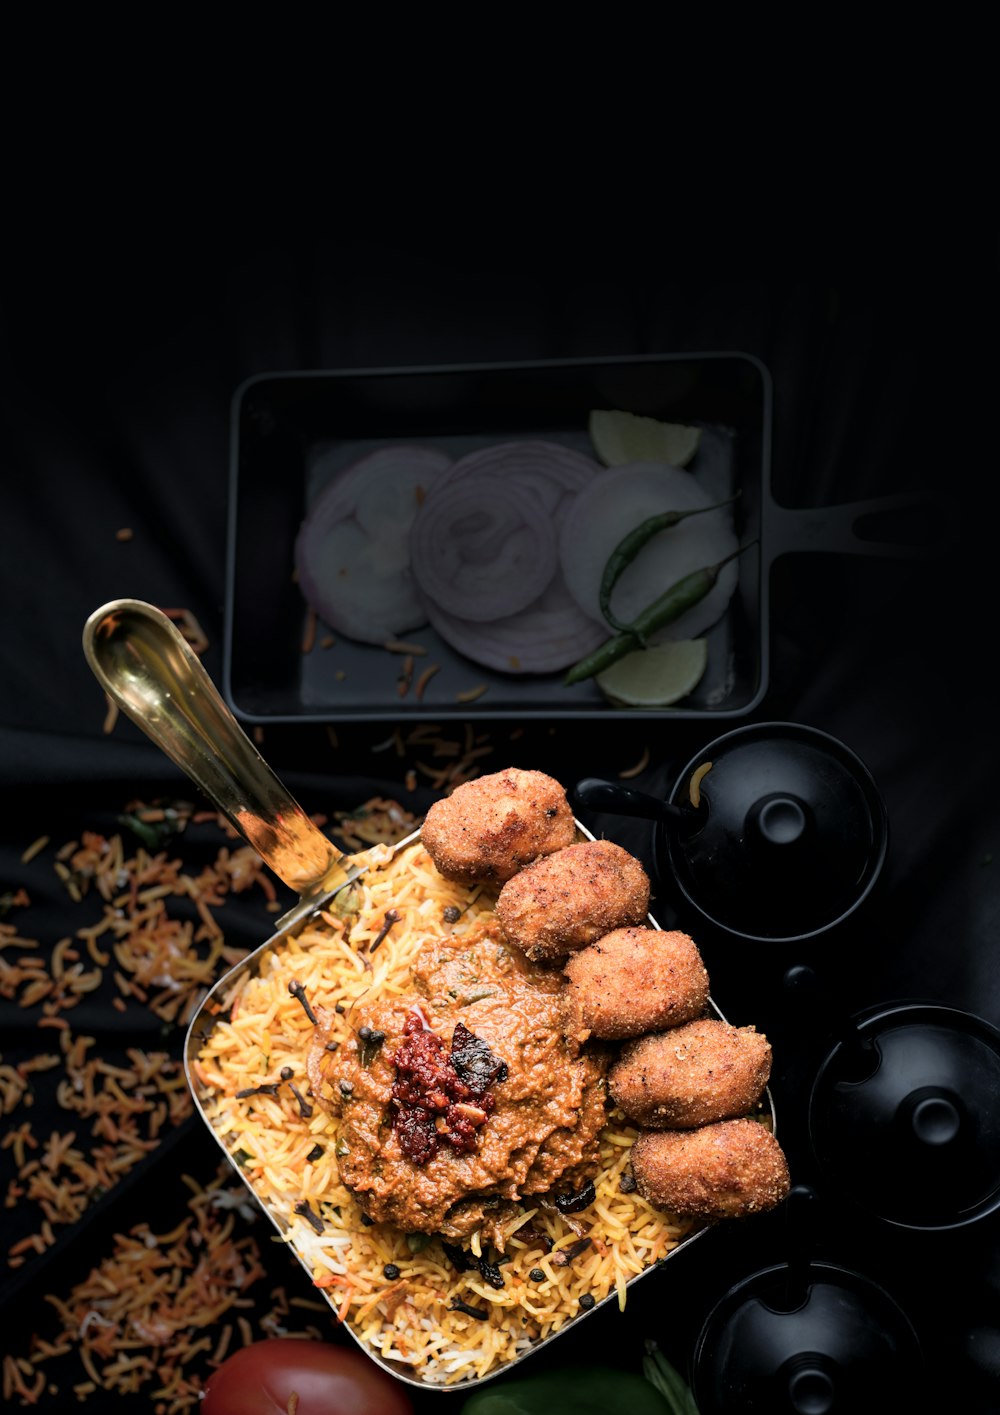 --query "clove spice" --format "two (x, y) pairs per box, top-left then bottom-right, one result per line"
(289, 1083), (313, 1119)
(369, 909), (400, 954)
(288, 980), (318, 1024)
(294, 1199), (324, 1235)
(553, 1237), (592, 1267)
(449, 1298), (489, 1320)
